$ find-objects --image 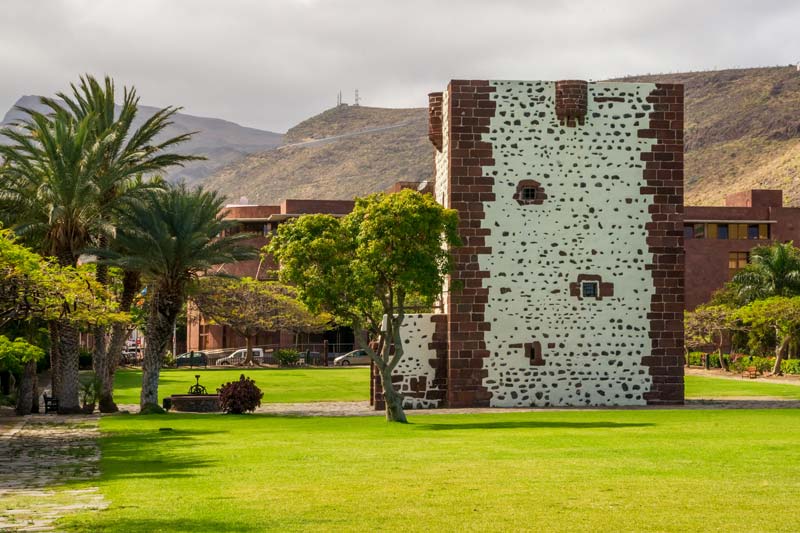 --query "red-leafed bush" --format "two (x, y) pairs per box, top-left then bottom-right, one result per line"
(217, 374), (263, 414)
